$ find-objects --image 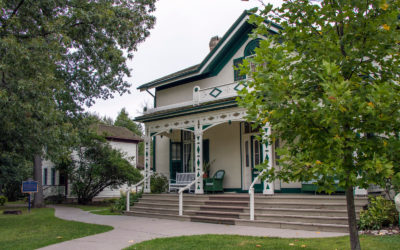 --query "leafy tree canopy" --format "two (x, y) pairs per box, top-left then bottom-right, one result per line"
(238, 1), (399, 249)
(114, 108), (143, 136)
(0, 0), (156, 158)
